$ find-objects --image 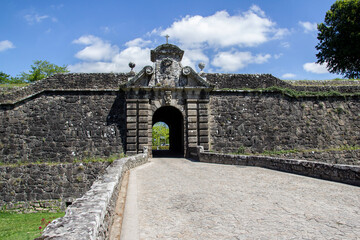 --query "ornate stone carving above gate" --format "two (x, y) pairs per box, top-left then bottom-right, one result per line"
(125, 44), (213, 88)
